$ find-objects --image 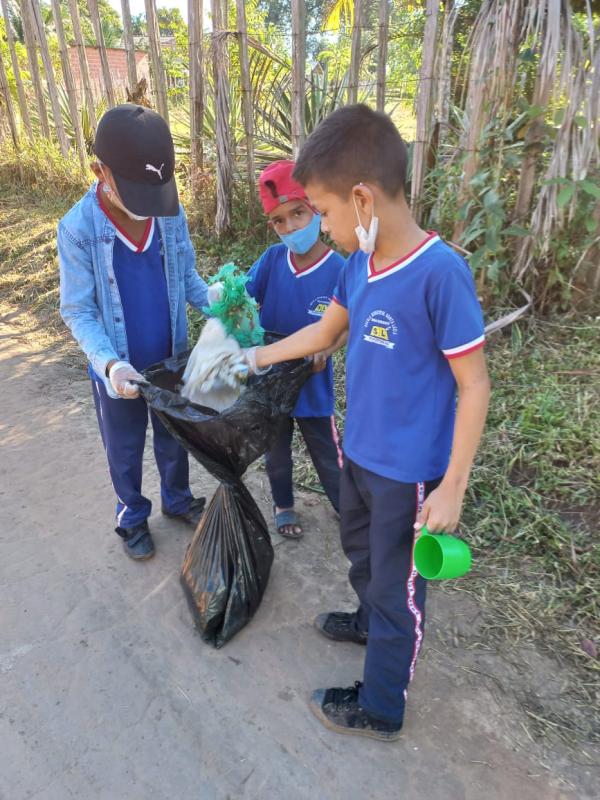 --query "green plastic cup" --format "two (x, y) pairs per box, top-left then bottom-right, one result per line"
(413, 526), (472, 580)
